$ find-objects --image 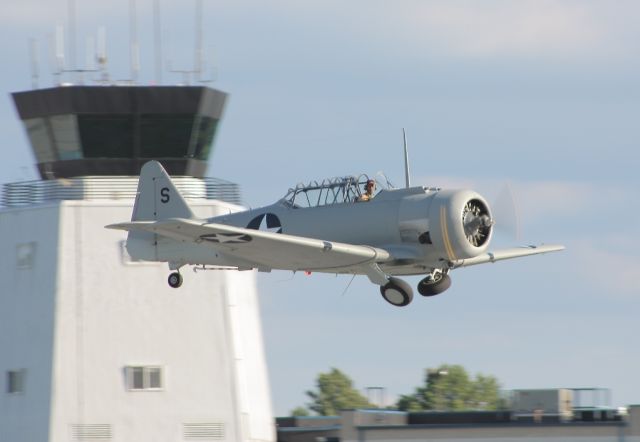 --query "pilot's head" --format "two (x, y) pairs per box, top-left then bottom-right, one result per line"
(365, 179), (375, 193)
